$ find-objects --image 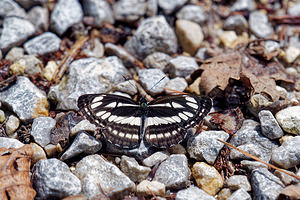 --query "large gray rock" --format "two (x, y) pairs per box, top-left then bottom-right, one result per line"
(32, 158), (81, 199)
(0, 76), (49, 121)
(31, 117), (56, 147)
